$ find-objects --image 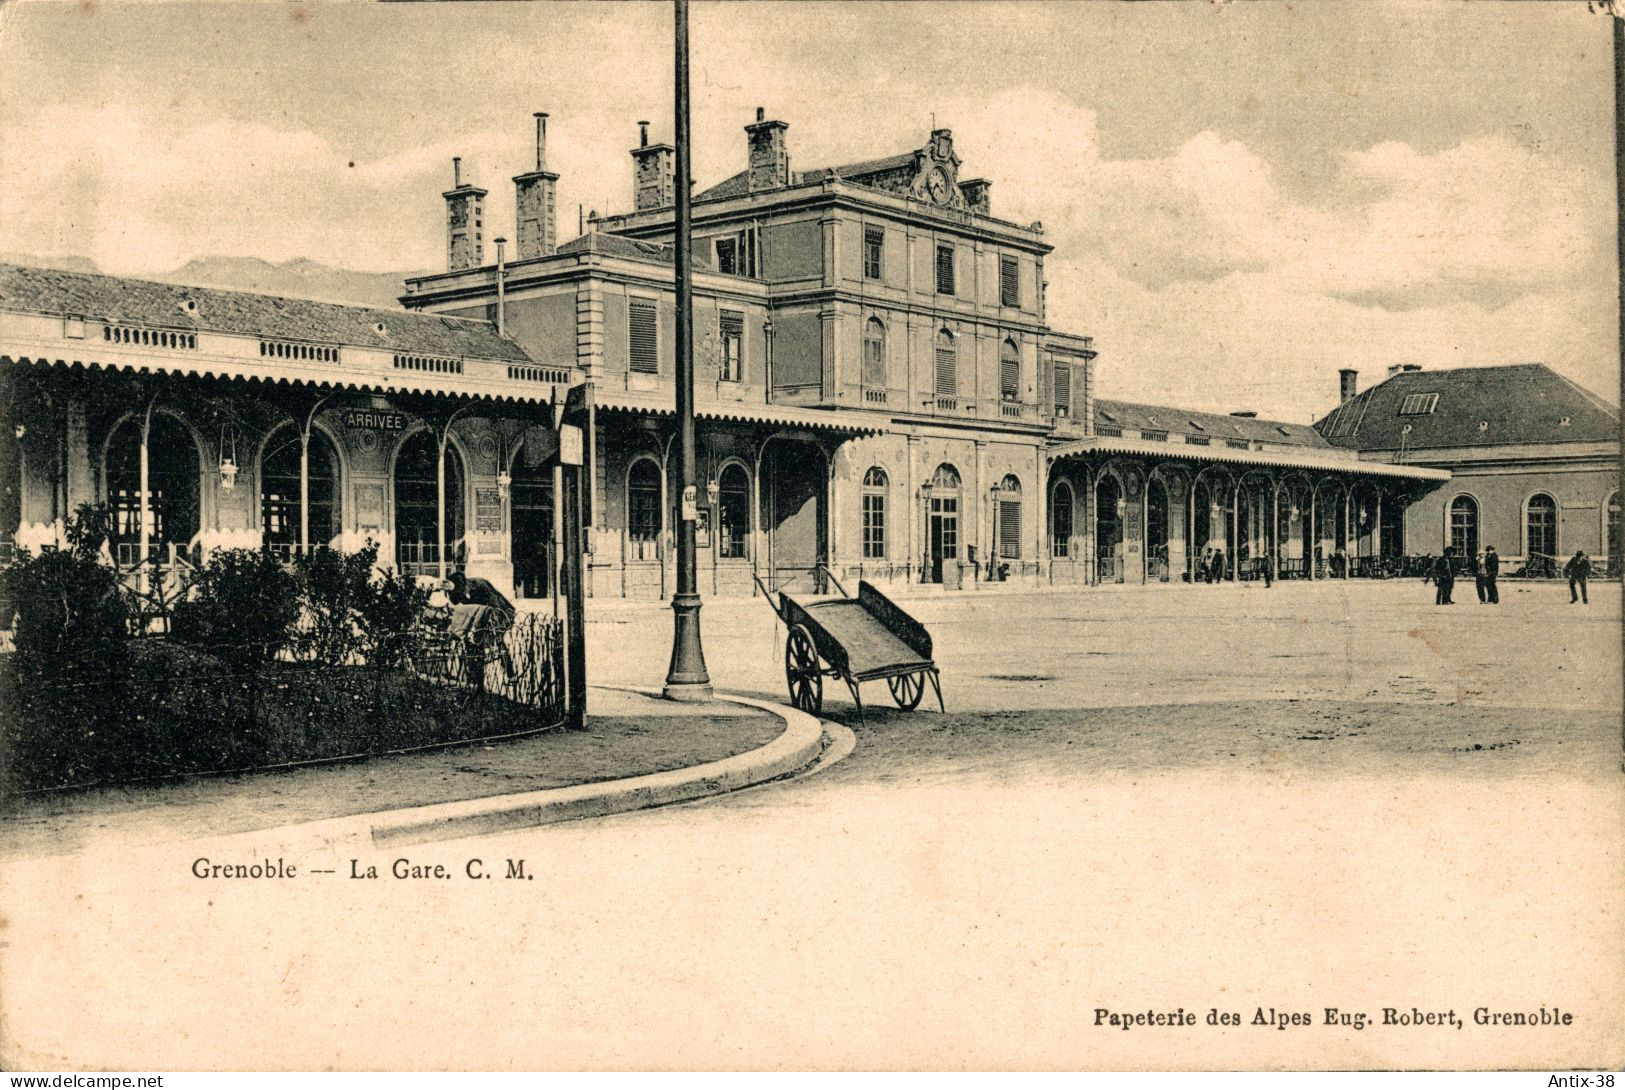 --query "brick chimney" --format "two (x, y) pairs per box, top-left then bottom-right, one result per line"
(1339, 367), (1358, 402)
(443, 157), (488, 272)
(960, 178), (991, 215)
(630, 120), (675, 211)
(745, 107), (790, 192)
(1387, 363), (1423, 378)
(513, 112), (559, 259)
